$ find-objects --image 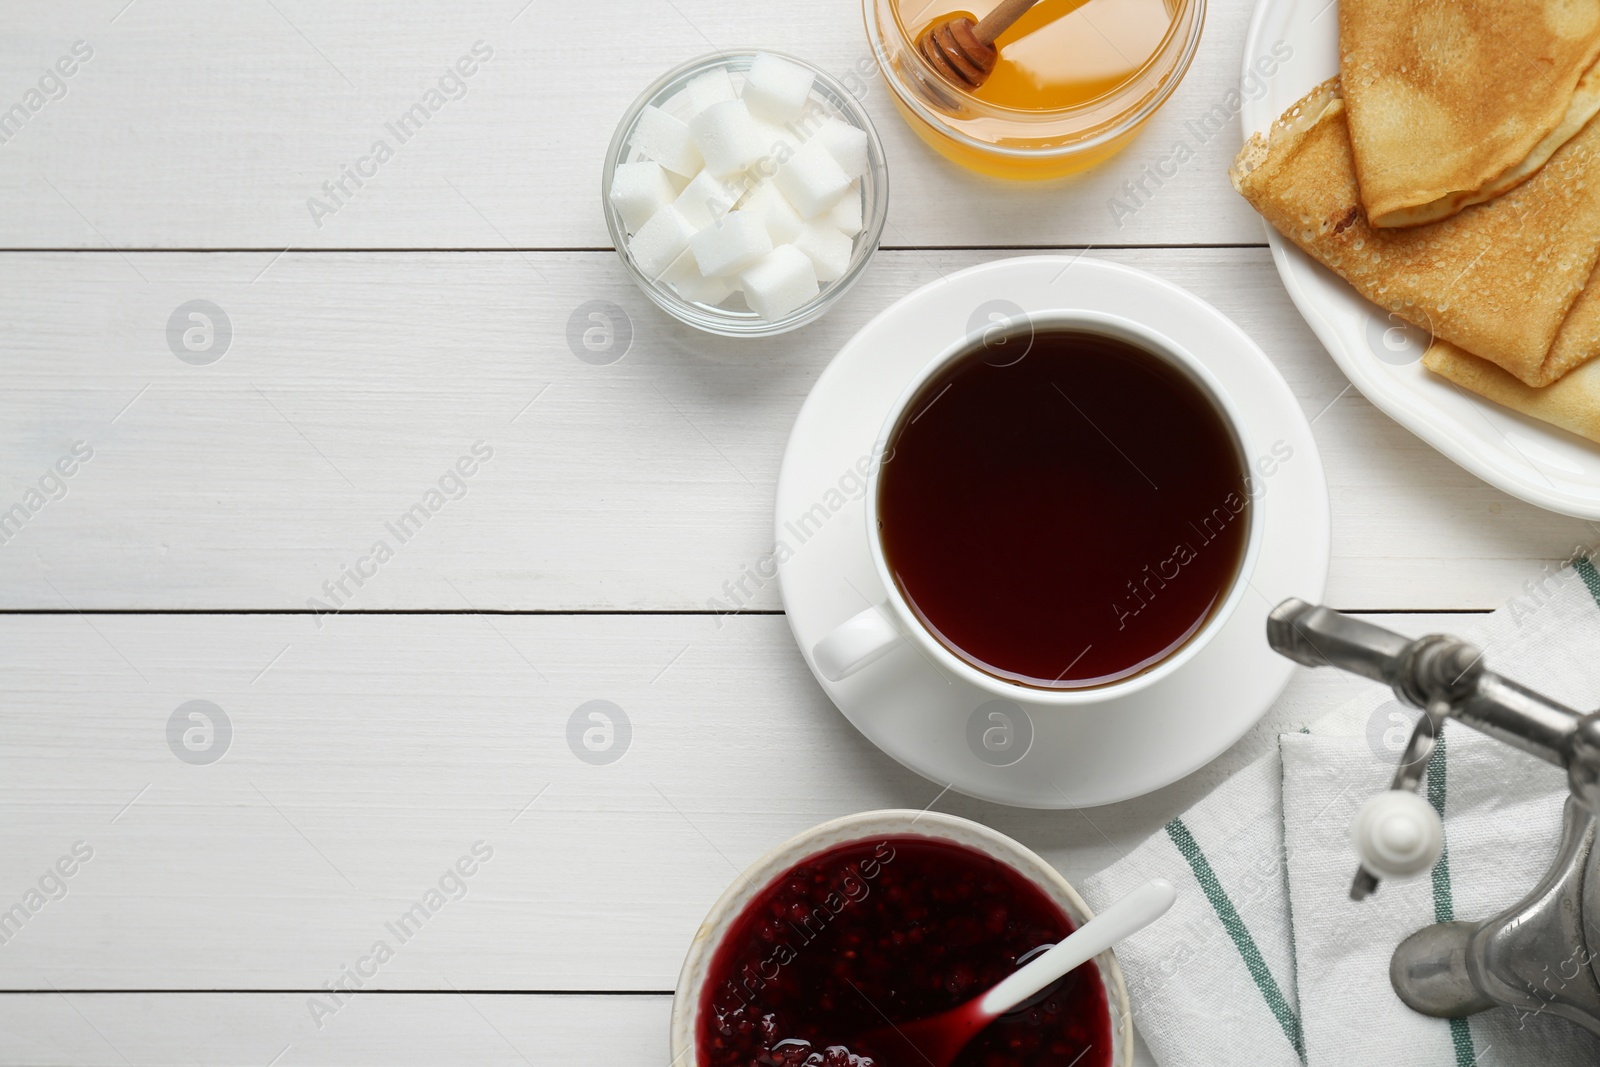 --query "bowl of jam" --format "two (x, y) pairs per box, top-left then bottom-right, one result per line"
(863, 0), (1206, 179)
(671, 810), (1131, 1067)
